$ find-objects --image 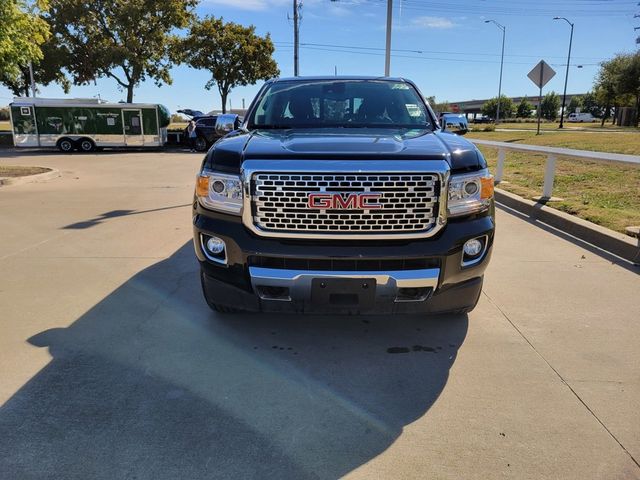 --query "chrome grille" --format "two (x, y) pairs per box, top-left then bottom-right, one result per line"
(251, 172), (440, 234)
